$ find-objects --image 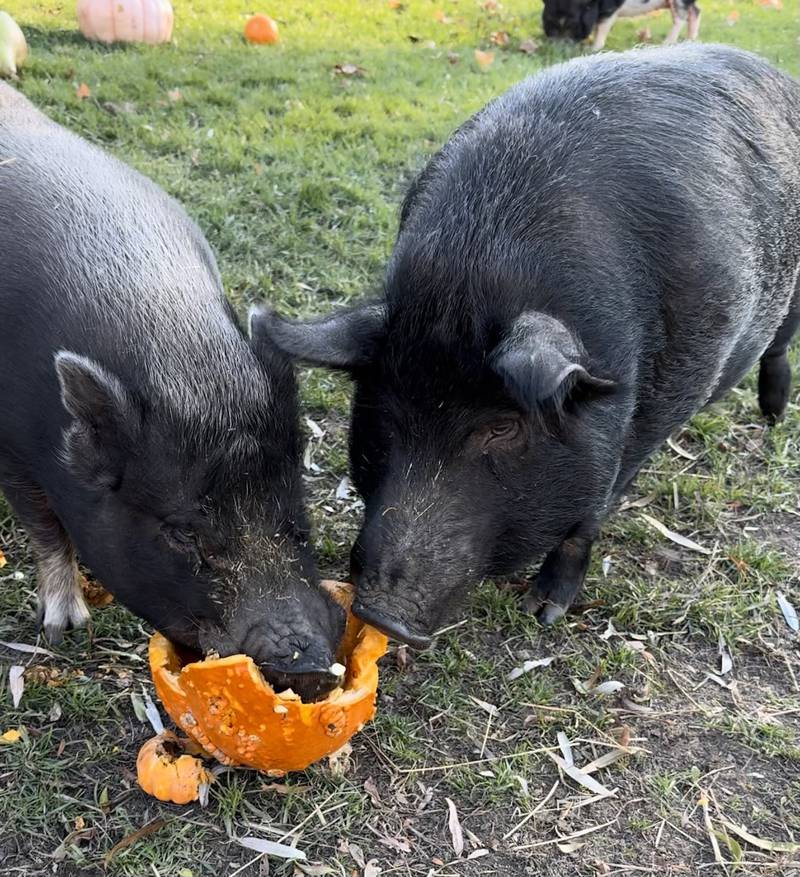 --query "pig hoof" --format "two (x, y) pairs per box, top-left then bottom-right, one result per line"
(522, 590), (568, 625)
(537, 603), (567, 626)
(37, 586), (91, 644)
